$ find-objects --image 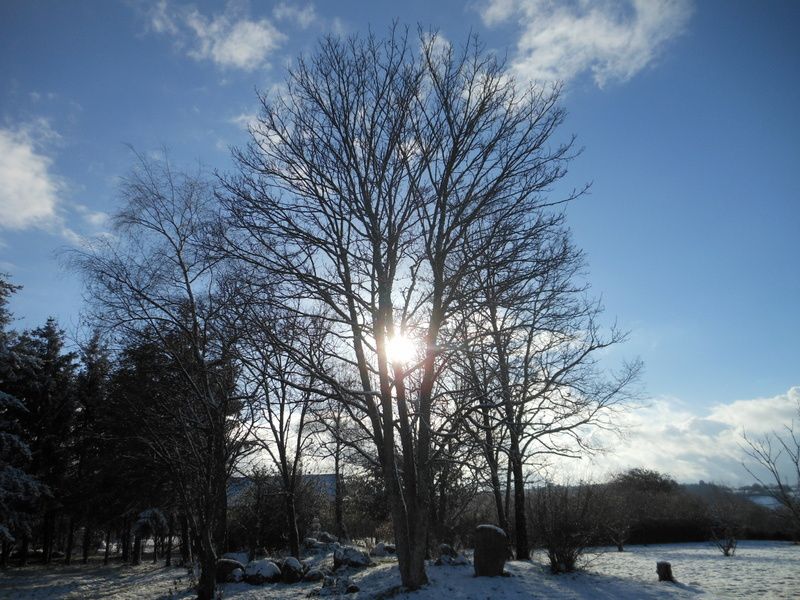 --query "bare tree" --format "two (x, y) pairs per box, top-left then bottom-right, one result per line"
(234, 303), (321, 558)
(454, 206), (641, 558)
(69, 153), (257, 600)
(222, 27), (583, 588)
(742, 398), (800, 538)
